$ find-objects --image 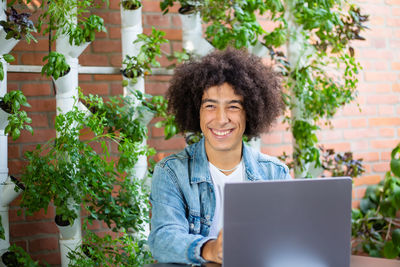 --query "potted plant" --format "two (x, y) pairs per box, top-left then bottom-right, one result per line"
(0, 7), (36, 55)
(0, 90), (32, 140)
(57, 14), (106, 58)
(120, 0), (142, 27)
(122, 27), (167, 87)
(18, 90), (155, 265)
(352, 143), (400, 259)
(41, 51), (70, 80)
